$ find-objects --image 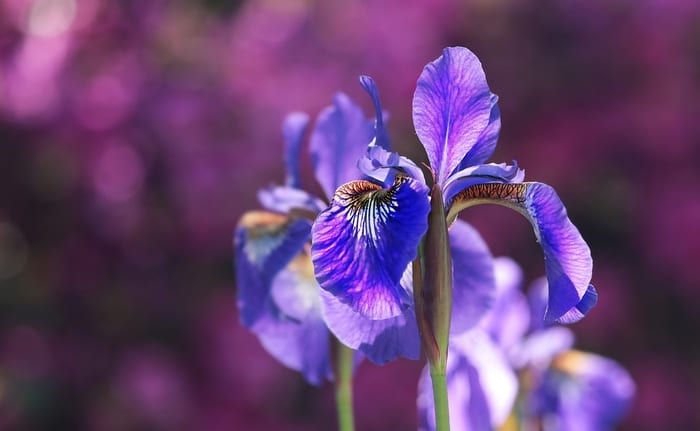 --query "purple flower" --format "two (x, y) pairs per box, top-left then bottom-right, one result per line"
(234, 93), (375, 384)
(311, 47), (596, 363)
